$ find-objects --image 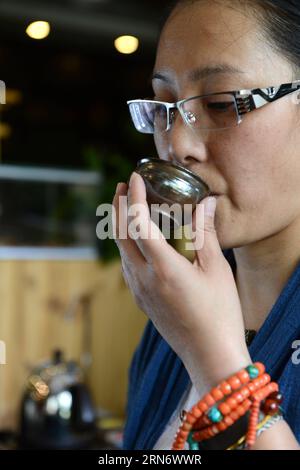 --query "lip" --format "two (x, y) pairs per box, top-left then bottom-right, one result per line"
(184, 166), (222, 197)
